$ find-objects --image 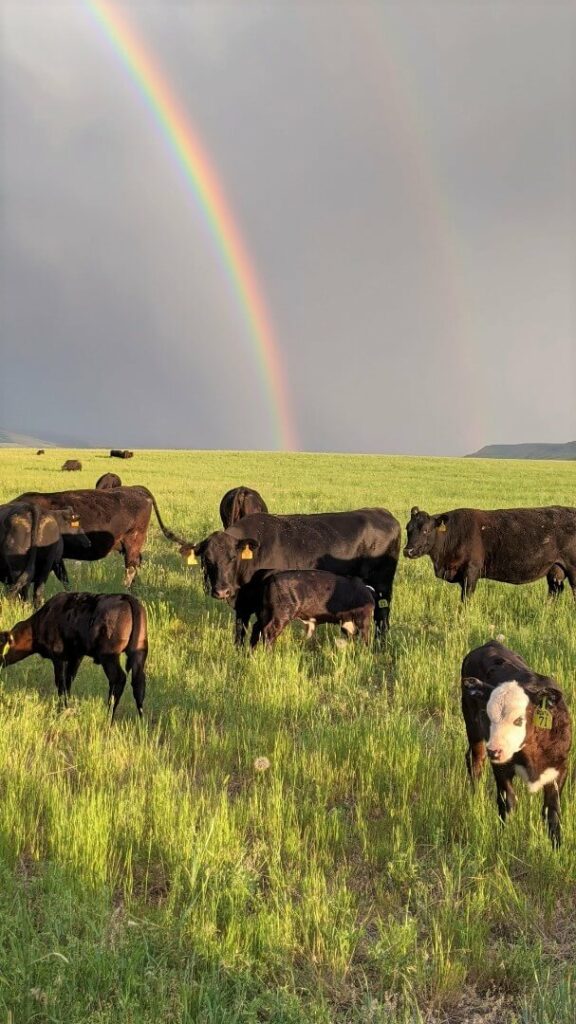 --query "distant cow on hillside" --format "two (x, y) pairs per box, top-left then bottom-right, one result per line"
(0, 592), (148, 719)
(96, 473), (122, 490)
(404, 505), (576, 602)
(36, 449), (45, 455)
(62, 460), (82, 472)
(219, 487), (268, 528)
(110, 449), (134, 459)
